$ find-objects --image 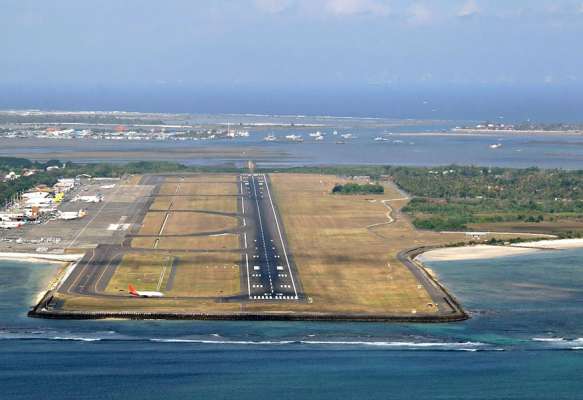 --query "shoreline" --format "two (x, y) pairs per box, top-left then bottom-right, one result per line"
(0, 252), (84, 264)
(0, 253), (84, 307)
(417, 238), (583, 262)
(28, 246), (469, 323)
(20, 237), (583, 323)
